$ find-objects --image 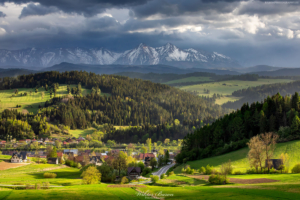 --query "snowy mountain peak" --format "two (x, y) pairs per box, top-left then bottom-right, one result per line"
(0, 44), (240, 68)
